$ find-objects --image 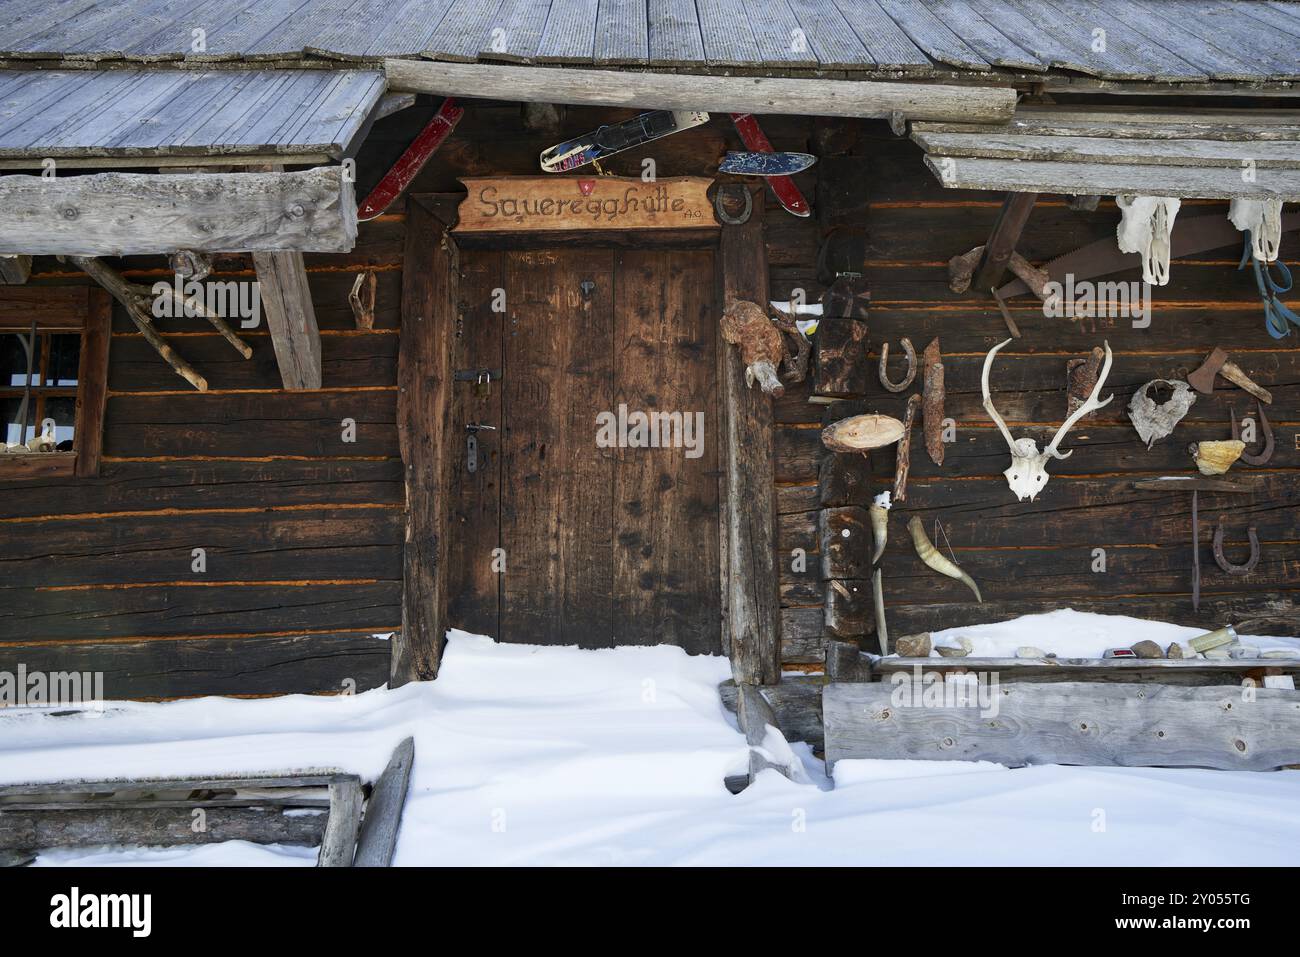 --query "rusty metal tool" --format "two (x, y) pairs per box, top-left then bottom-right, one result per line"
(1186, 347), (1273, 404)
(1212, 516), (1261, 575)
(1230, 401), (1275, 465)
